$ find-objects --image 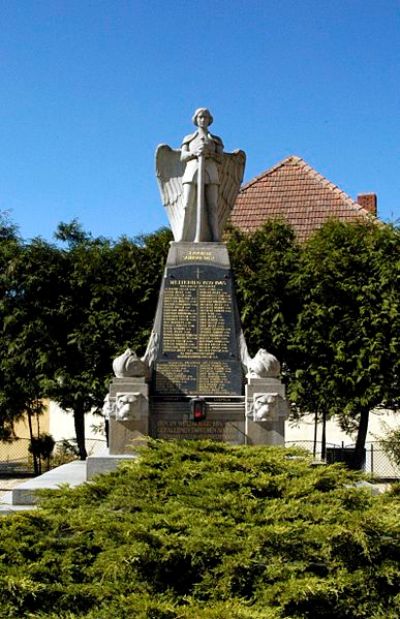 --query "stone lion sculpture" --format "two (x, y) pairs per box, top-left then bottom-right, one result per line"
(246, 348), (281, 379)
(112, 348), (147, 378)
(252, 393), (280, 422)
(115, 393), (141, 421)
